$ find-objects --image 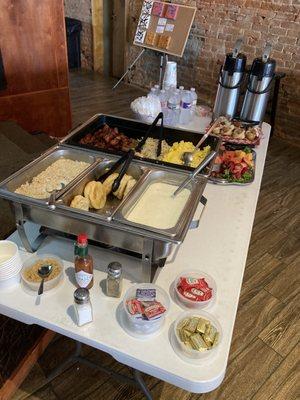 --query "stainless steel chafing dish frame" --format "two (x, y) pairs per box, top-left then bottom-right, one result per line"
(0, 117), (221, 282)
(59, 113), (221, 177)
